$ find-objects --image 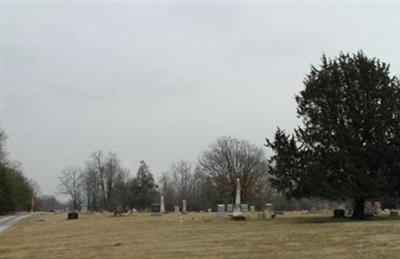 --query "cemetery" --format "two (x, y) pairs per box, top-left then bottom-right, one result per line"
(0, 210), (399, 259)
(1, 2), (399, 259)
(1, 179), (400, 258)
